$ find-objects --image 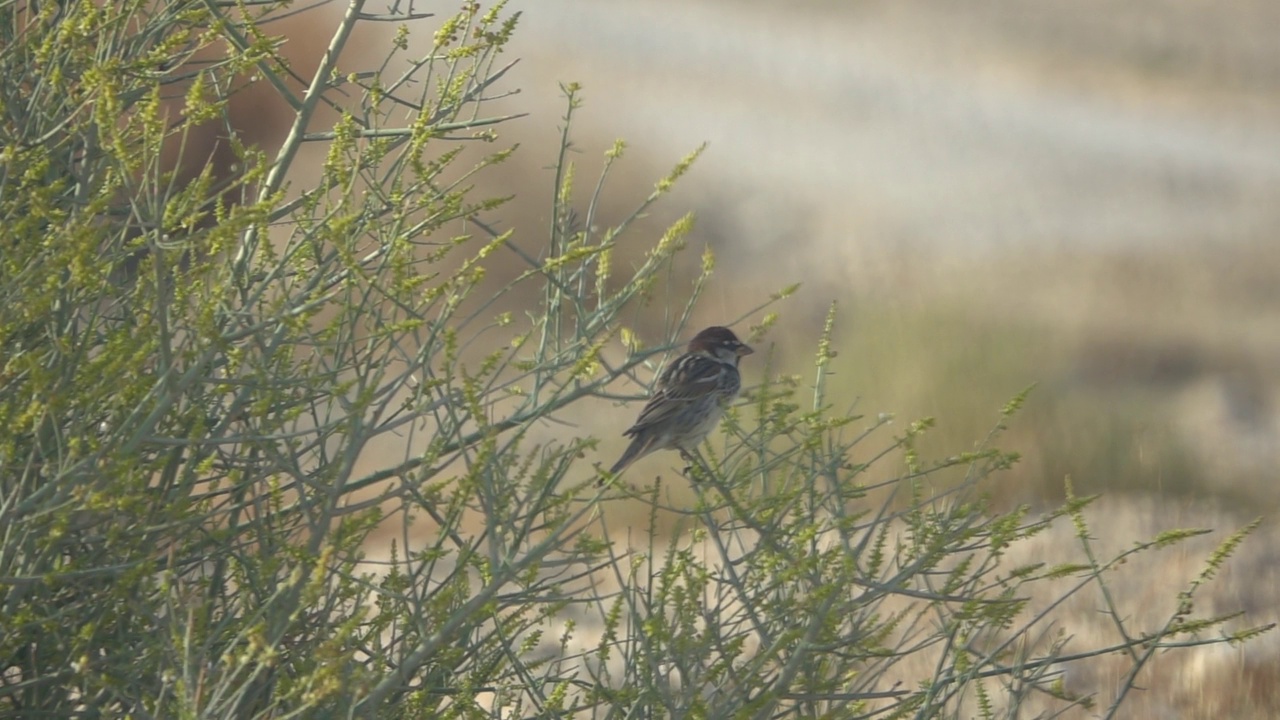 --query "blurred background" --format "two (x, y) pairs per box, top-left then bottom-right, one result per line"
(465, 0), (1280, 512)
